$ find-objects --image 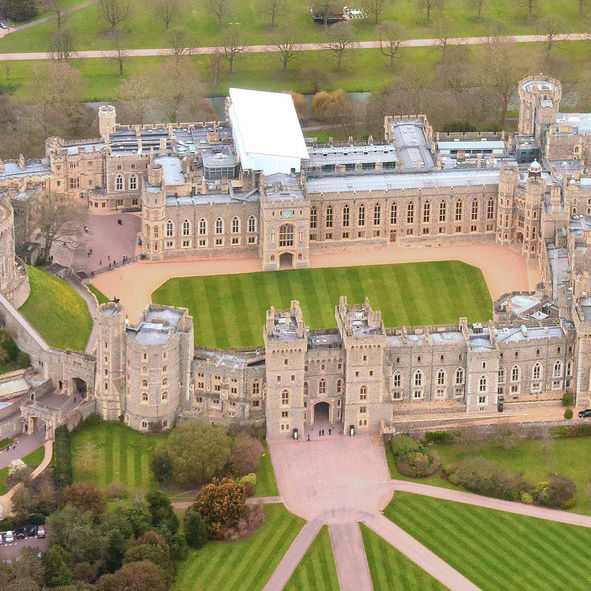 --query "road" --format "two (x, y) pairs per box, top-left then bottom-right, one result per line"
(0, 32), (589, 61)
